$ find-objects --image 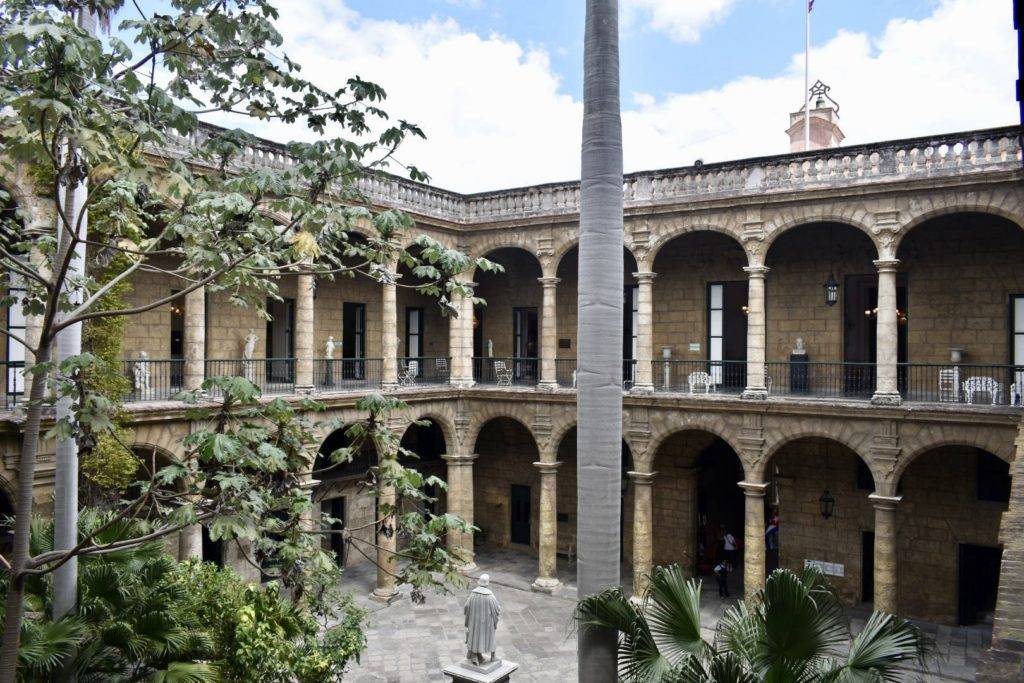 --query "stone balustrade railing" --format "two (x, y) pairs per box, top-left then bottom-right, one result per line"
(159, 123), (1022, 224)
